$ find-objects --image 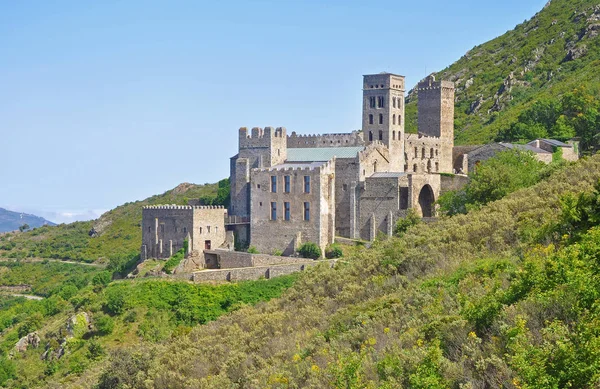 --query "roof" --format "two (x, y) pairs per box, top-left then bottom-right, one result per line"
(370, 172), (407, 178)
(499, 143), (551, 154)
(286, 147), (364, 162)
(539, 139), (571, 147)
(267, 161), (327, 170)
